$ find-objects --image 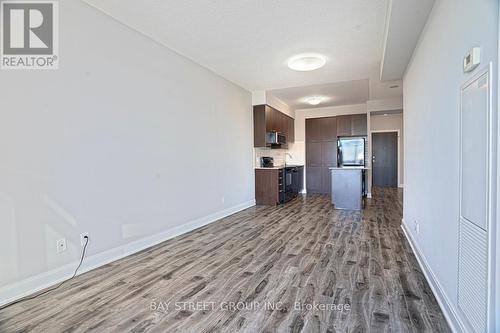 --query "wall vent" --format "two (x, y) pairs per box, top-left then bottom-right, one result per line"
(458, 219), (488, 333)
